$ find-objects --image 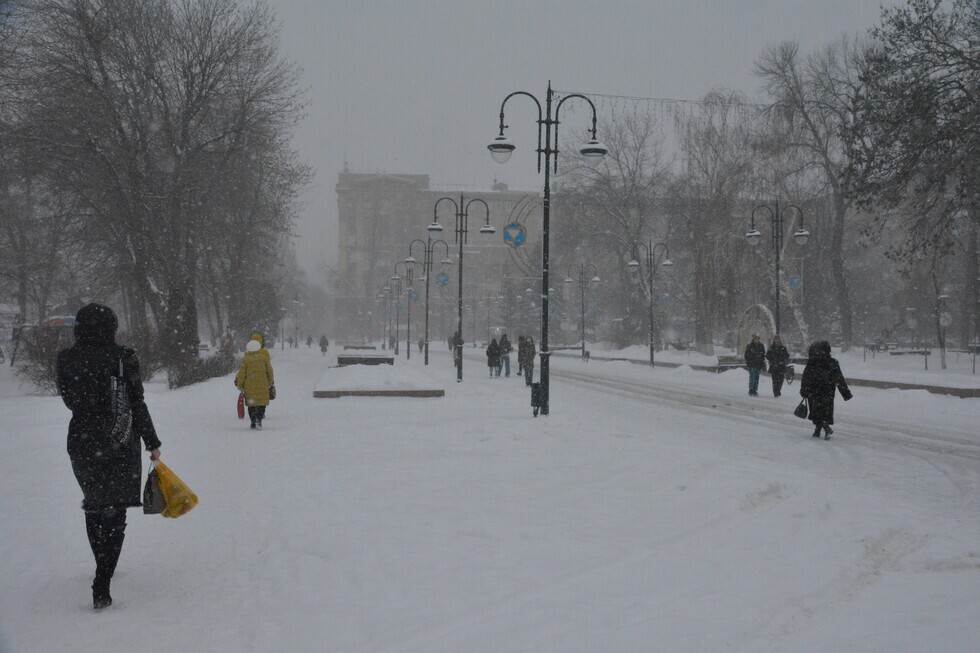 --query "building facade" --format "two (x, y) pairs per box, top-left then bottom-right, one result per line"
(334, 172), (542, 344)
